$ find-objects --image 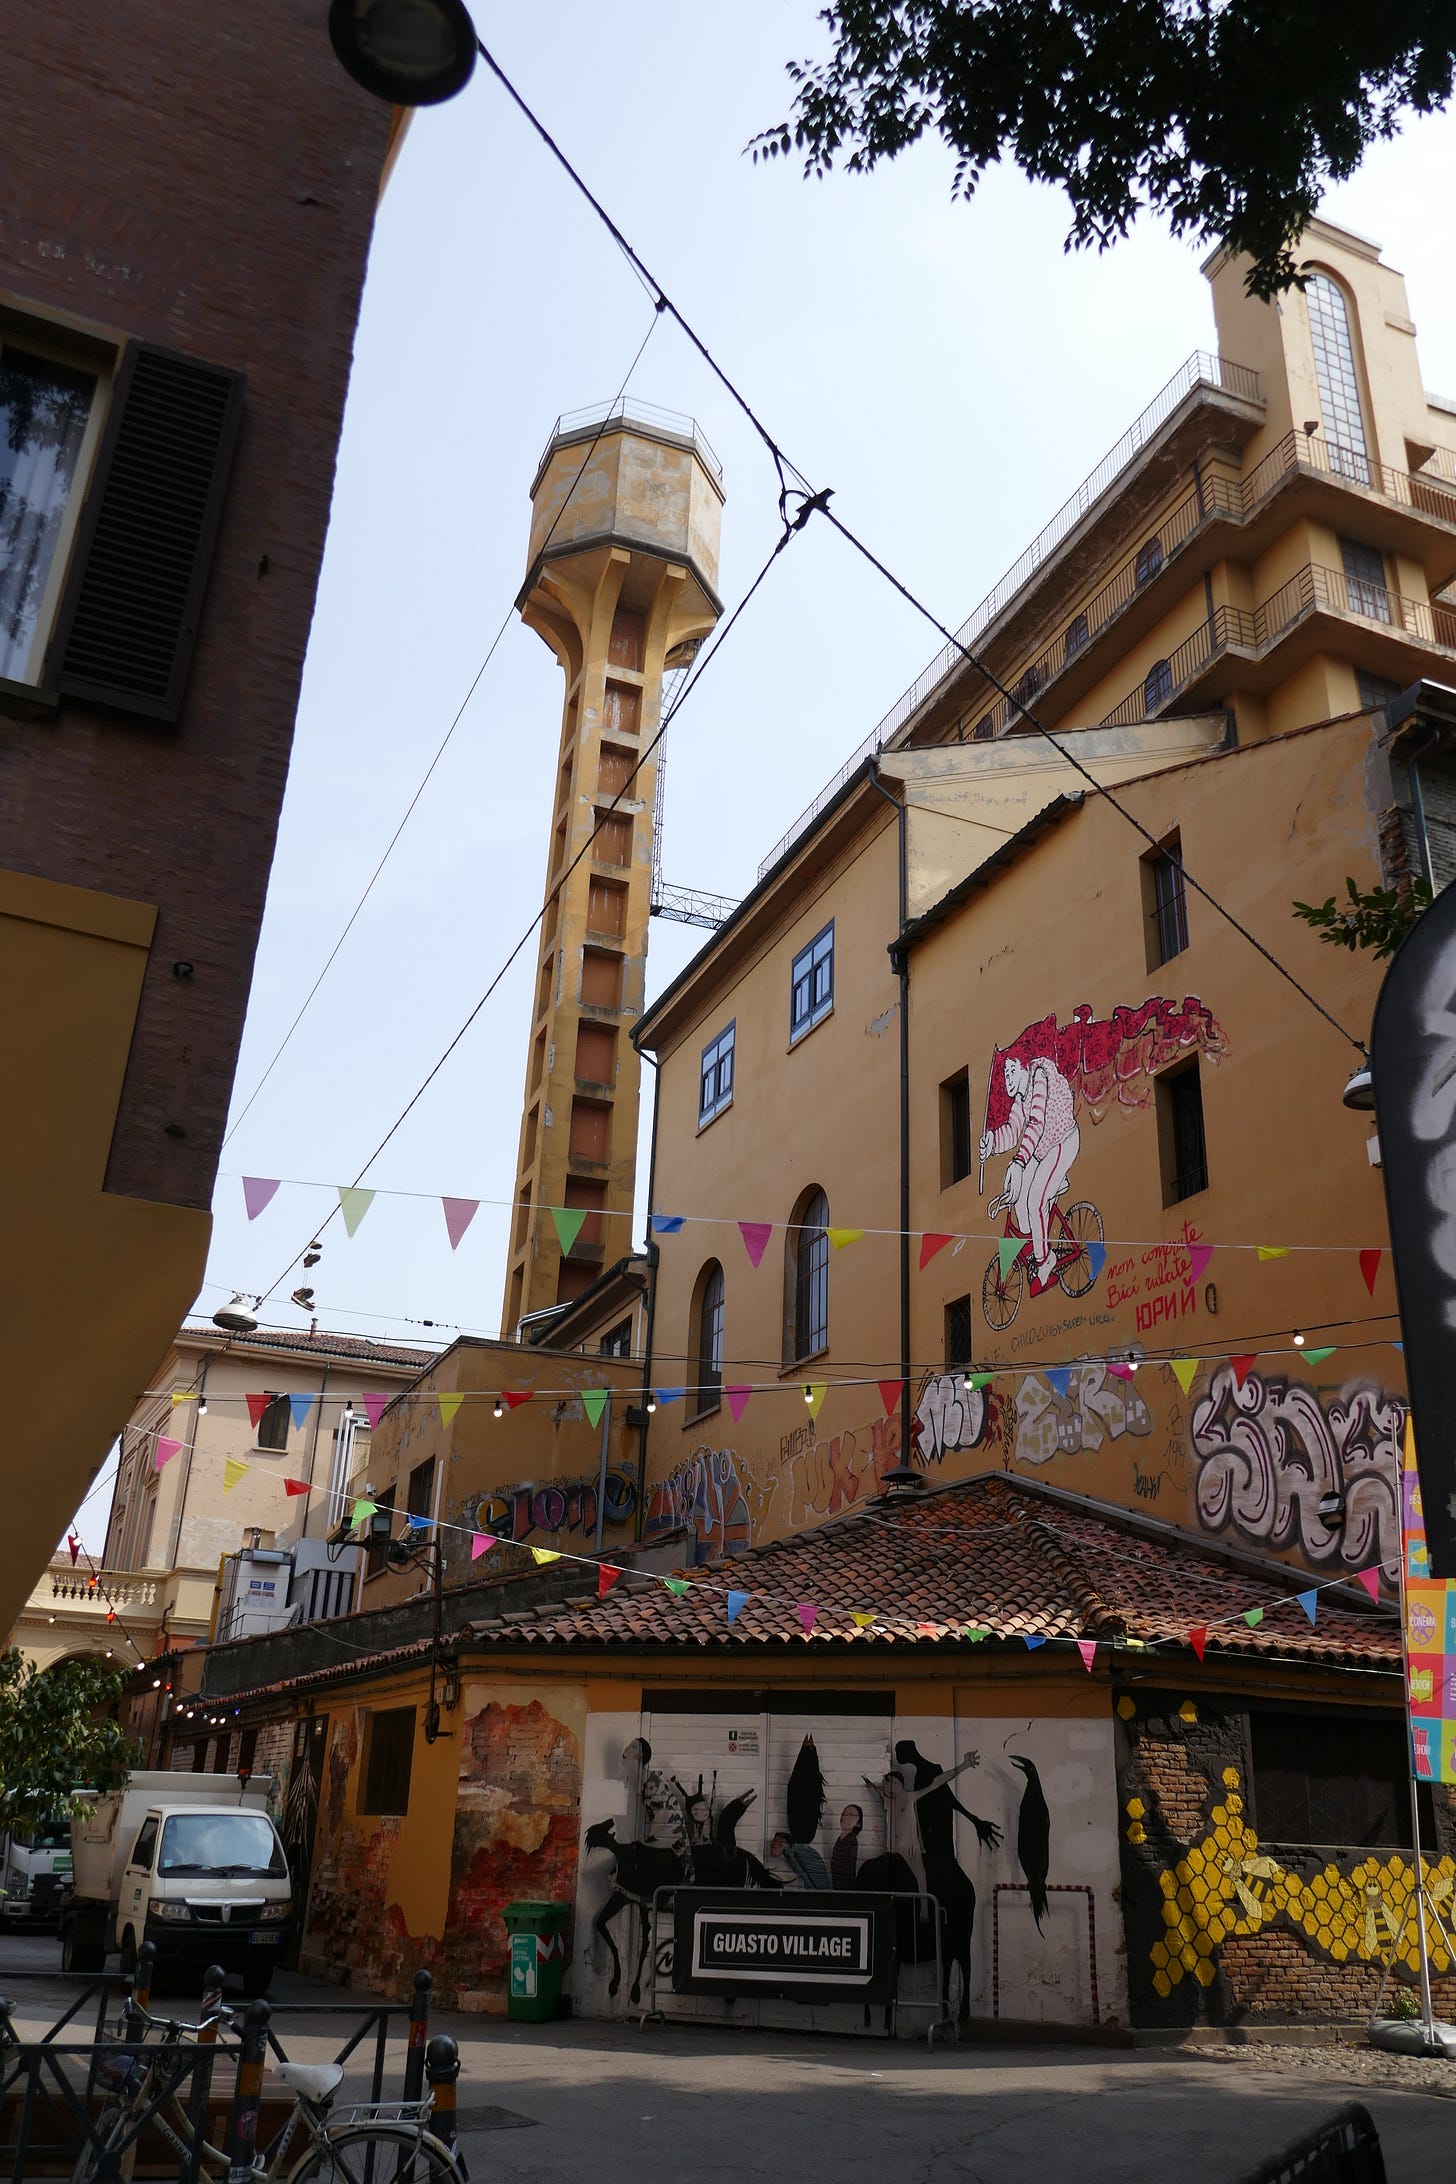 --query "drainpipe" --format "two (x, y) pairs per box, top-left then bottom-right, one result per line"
(632, 1048), (663, 1543)
(869, 763), (912, 1470)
